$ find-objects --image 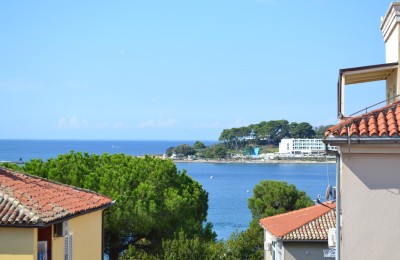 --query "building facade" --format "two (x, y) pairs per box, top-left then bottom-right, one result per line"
(0, 167), (114, 260)
(259, 203), (336, 260)
(278, 138), (336, 155)
(323, 2), (400, 259)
